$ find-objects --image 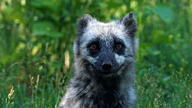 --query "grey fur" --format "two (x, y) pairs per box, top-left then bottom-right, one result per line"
(59, 13), (137, 108)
